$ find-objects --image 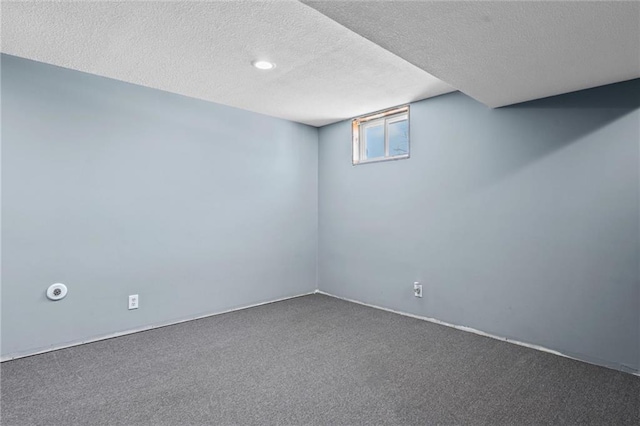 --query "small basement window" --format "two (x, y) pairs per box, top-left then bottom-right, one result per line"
(352, 105), (409, 165)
